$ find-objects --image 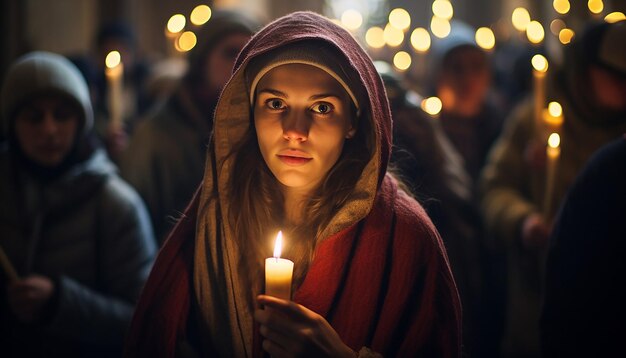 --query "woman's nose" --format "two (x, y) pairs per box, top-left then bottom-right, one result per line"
(282, 110), (310, 142)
